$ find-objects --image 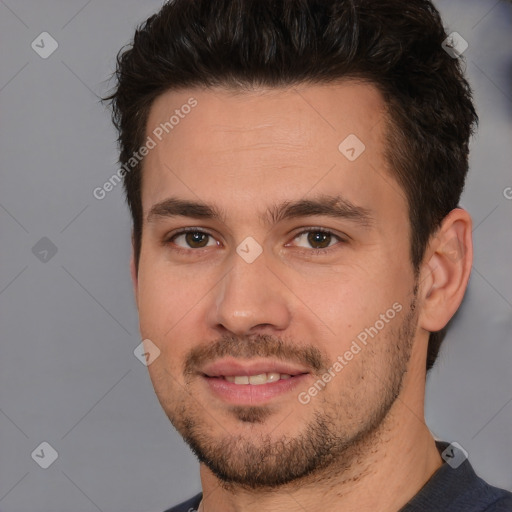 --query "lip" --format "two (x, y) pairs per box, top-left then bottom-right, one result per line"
(201, 358), (310, 378)
(200, 358), (311, 405)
